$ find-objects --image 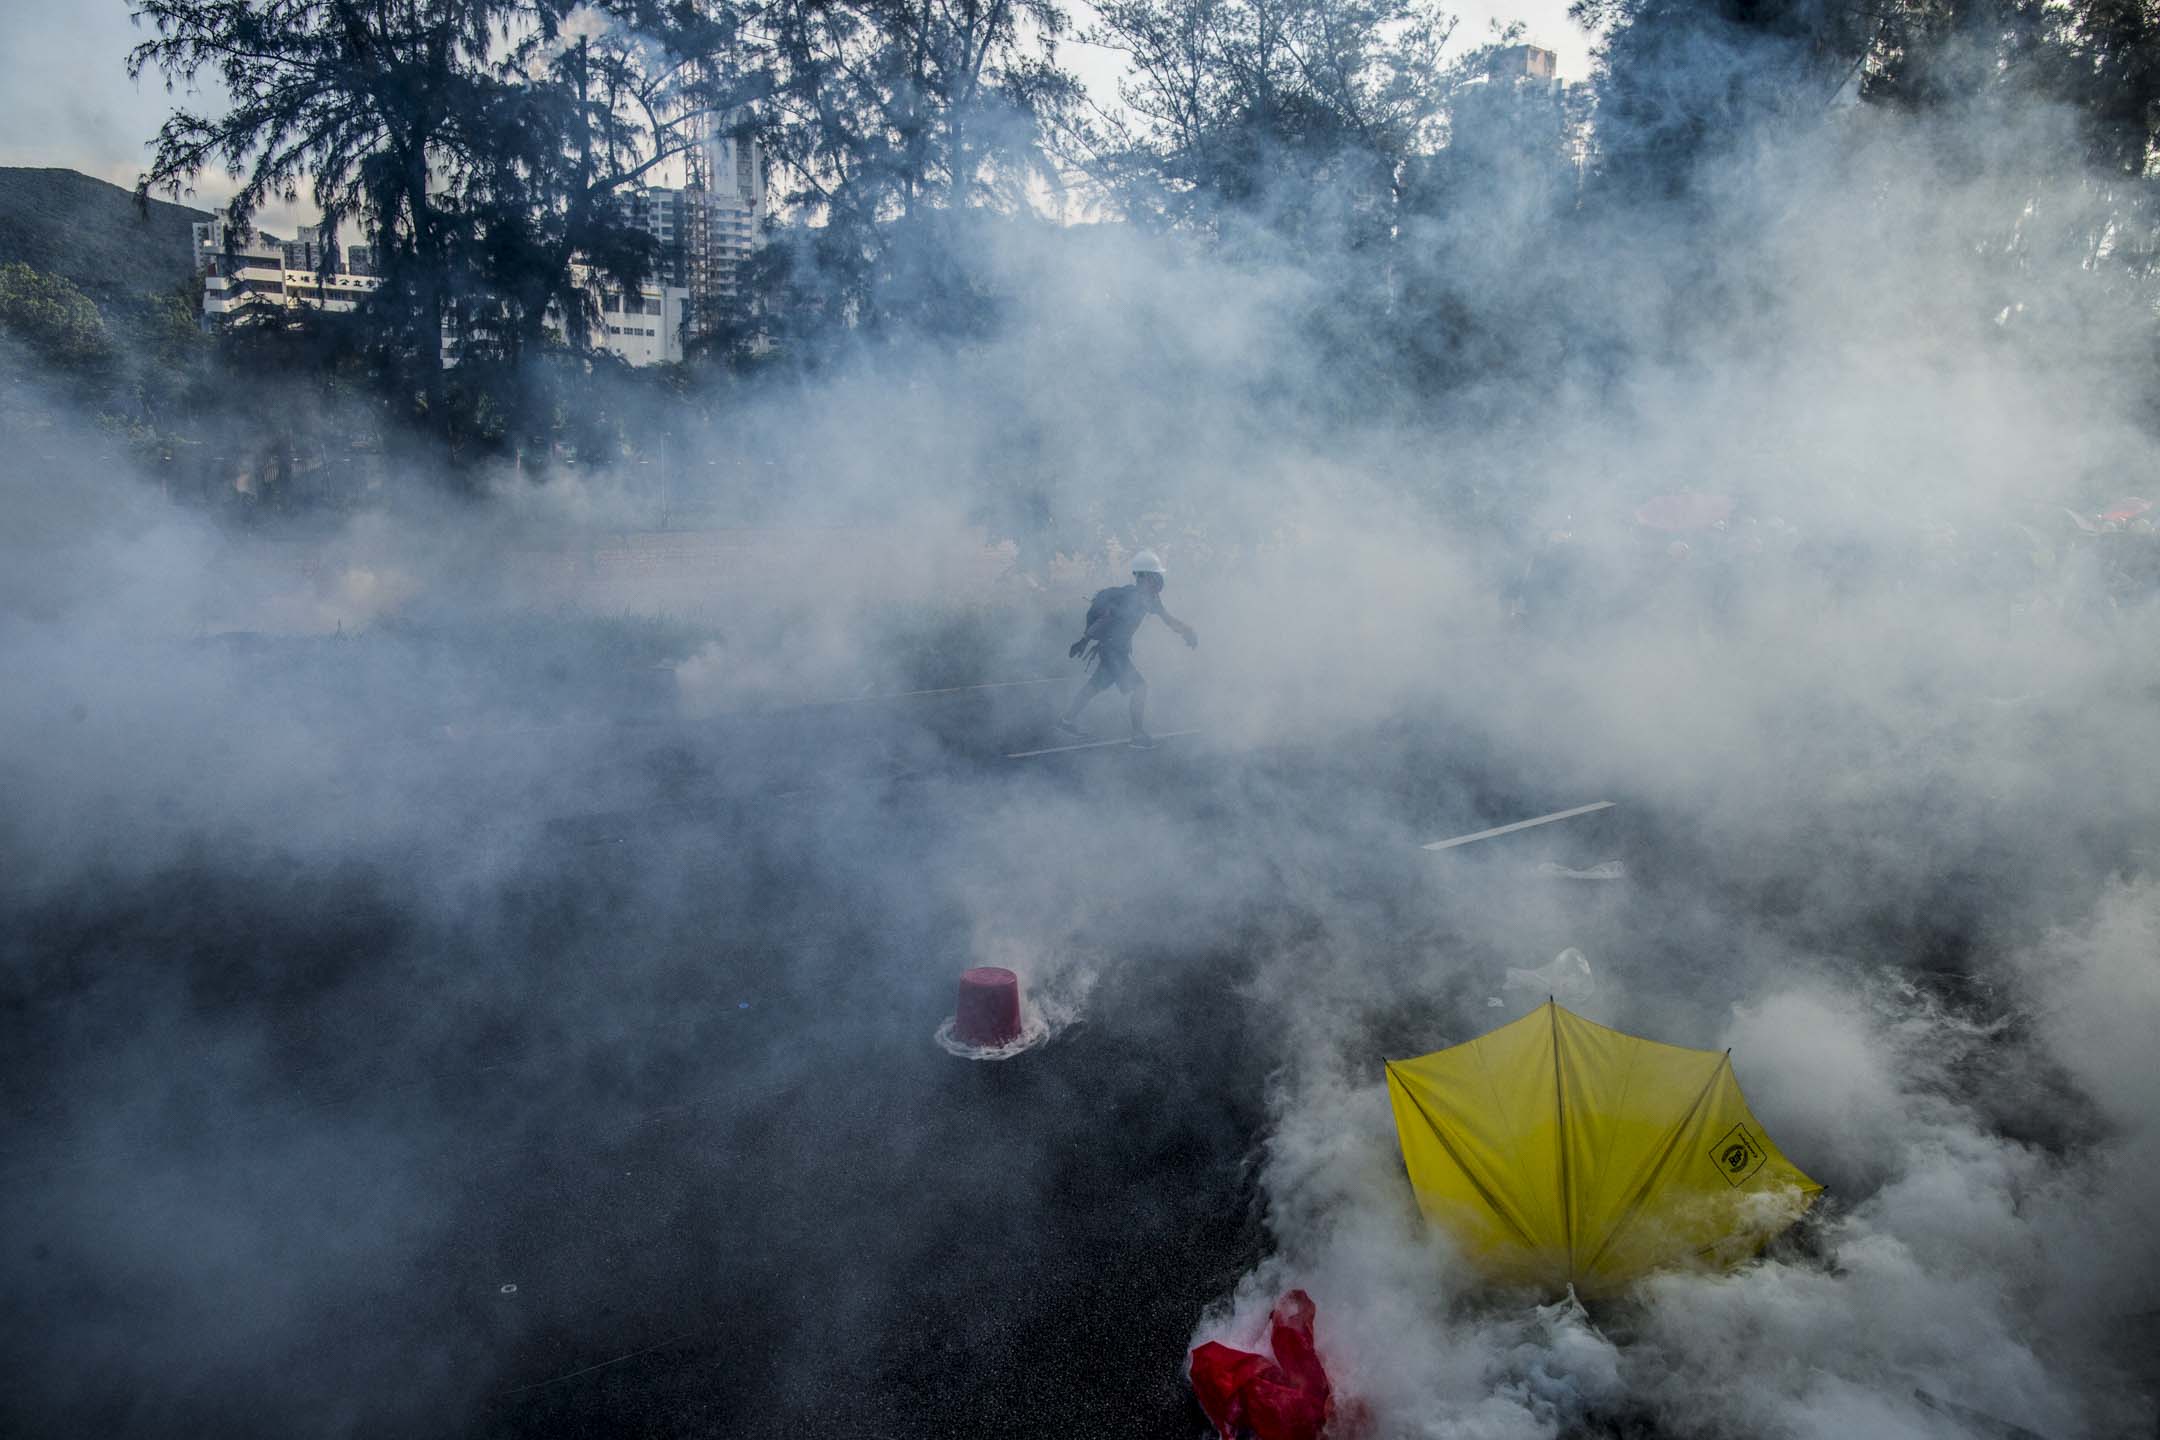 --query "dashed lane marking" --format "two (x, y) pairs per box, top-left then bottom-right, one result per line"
(1006, 729), (1201, 759)
(1421, 801), (1616, 851)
